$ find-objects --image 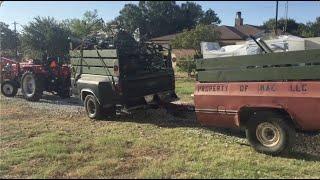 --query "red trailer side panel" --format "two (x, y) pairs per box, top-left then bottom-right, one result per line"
(194, 81), (320, 131)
